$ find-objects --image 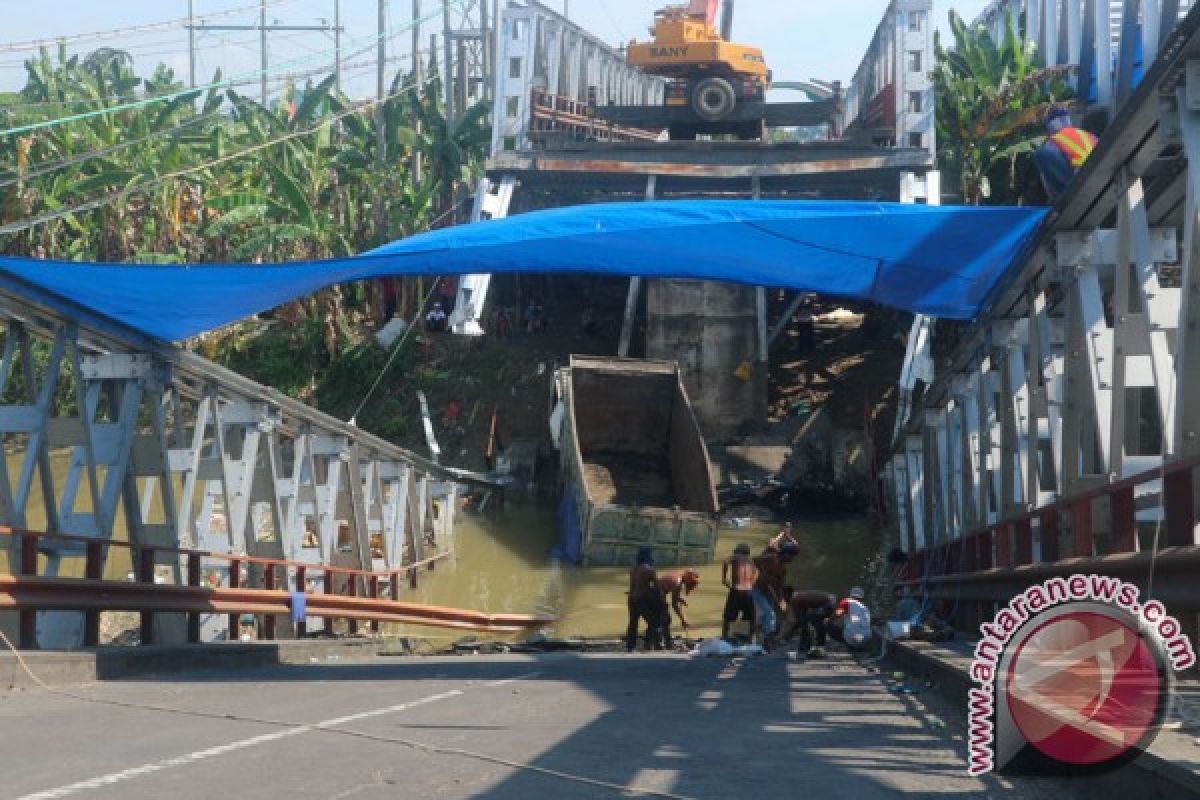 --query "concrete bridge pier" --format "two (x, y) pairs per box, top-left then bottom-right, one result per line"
(646, 279), (767, 442)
